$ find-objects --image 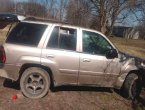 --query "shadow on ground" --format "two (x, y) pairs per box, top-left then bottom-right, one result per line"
(51, 85), (113, 93)
(3, 79), (113, 93)
(3, 79), (20, 90)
